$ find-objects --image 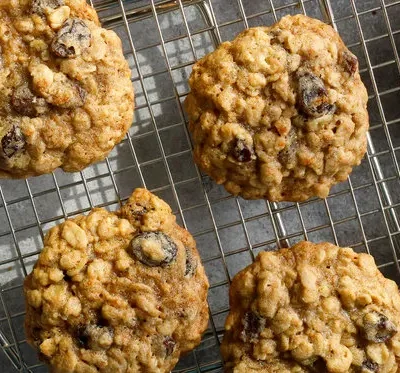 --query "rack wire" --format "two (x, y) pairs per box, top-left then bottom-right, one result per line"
(0, 0), (399, 371)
